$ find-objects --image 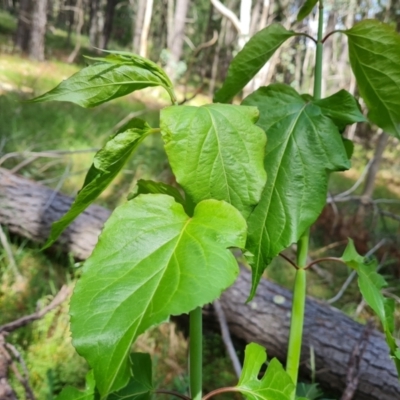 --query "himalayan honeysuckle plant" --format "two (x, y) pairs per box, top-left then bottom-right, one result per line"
(30, 0), (400, 399)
